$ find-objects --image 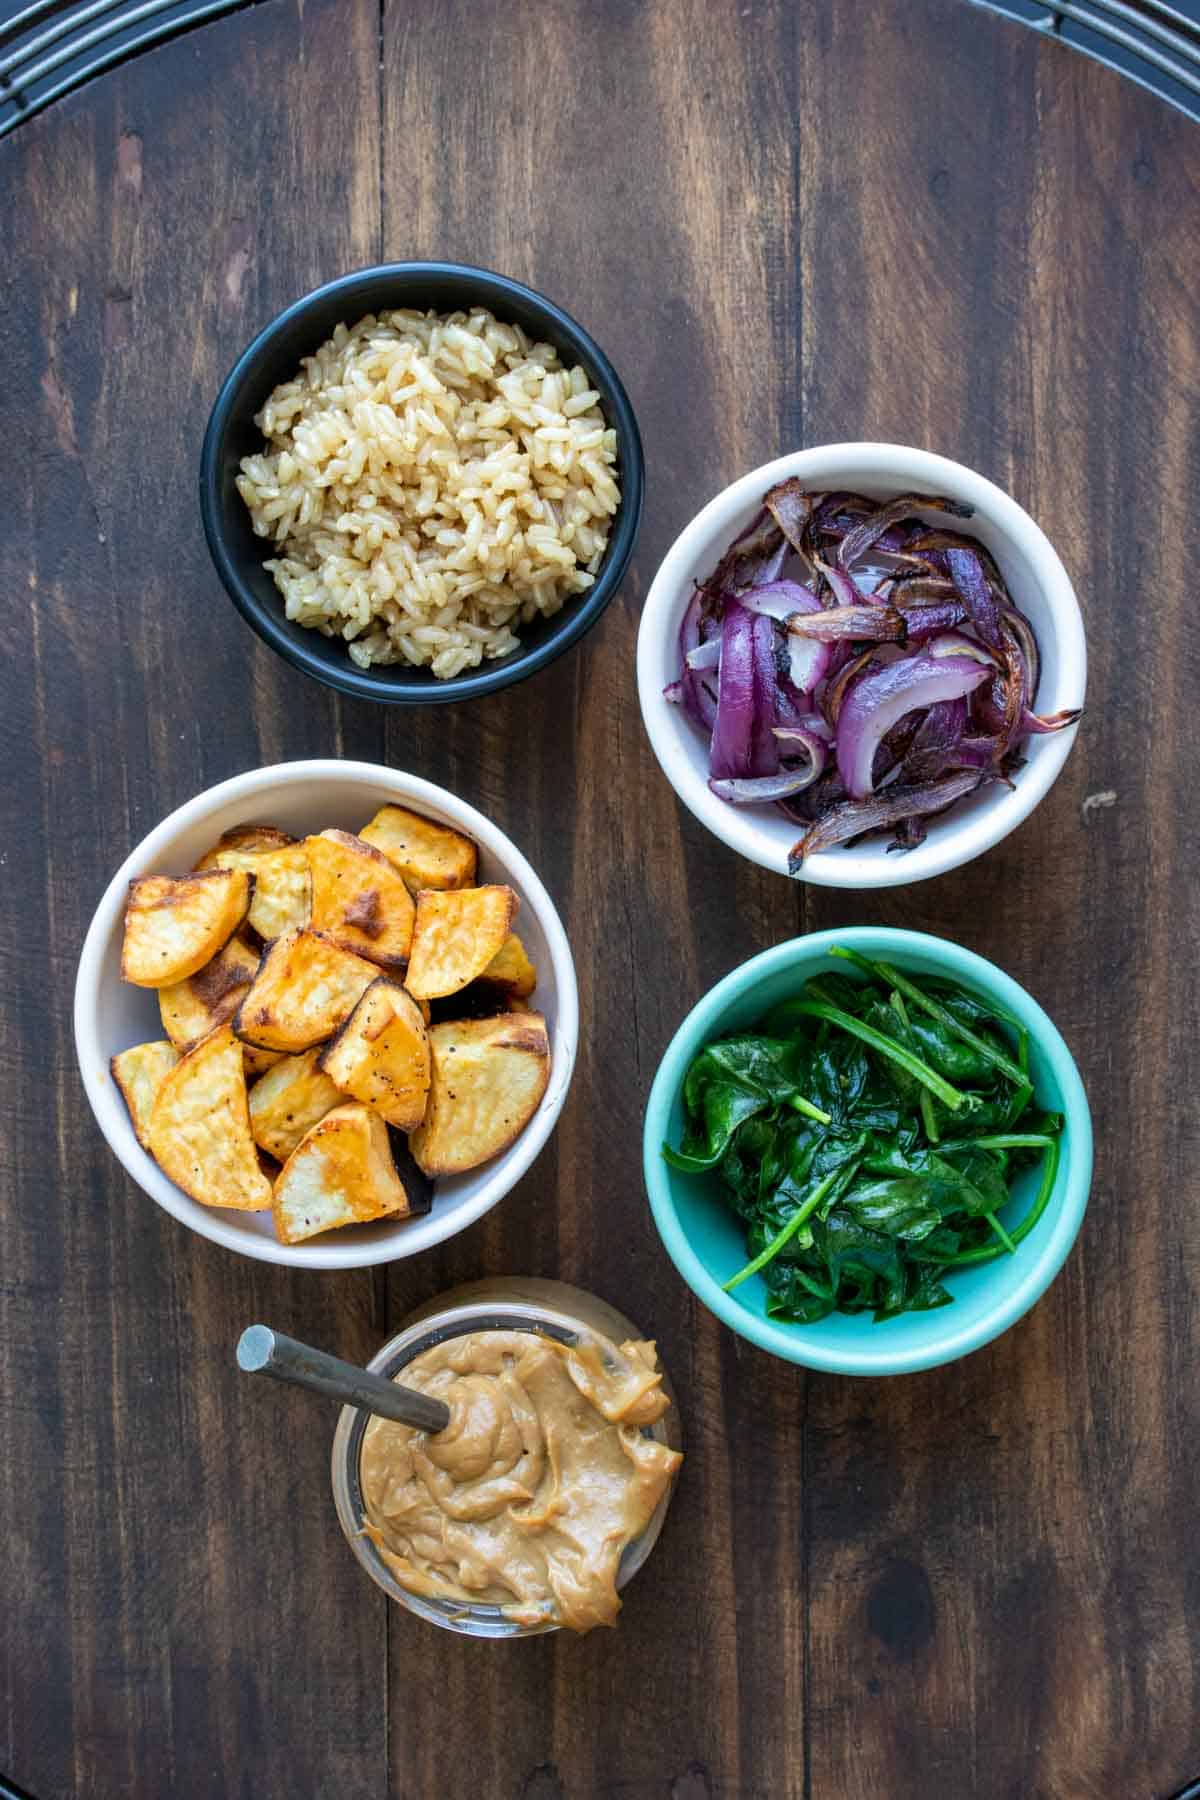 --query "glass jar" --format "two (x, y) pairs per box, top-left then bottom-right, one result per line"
(330, 1277), (683, 1638)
